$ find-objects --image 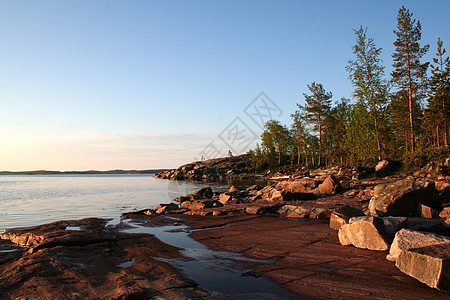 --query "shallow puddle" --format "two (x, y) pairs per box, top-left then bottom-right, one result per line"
(0, 248), (19, 253)
(122, 220), (306, 299)
(118, 258), (135, 268)
(65, 226), (83, 231)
